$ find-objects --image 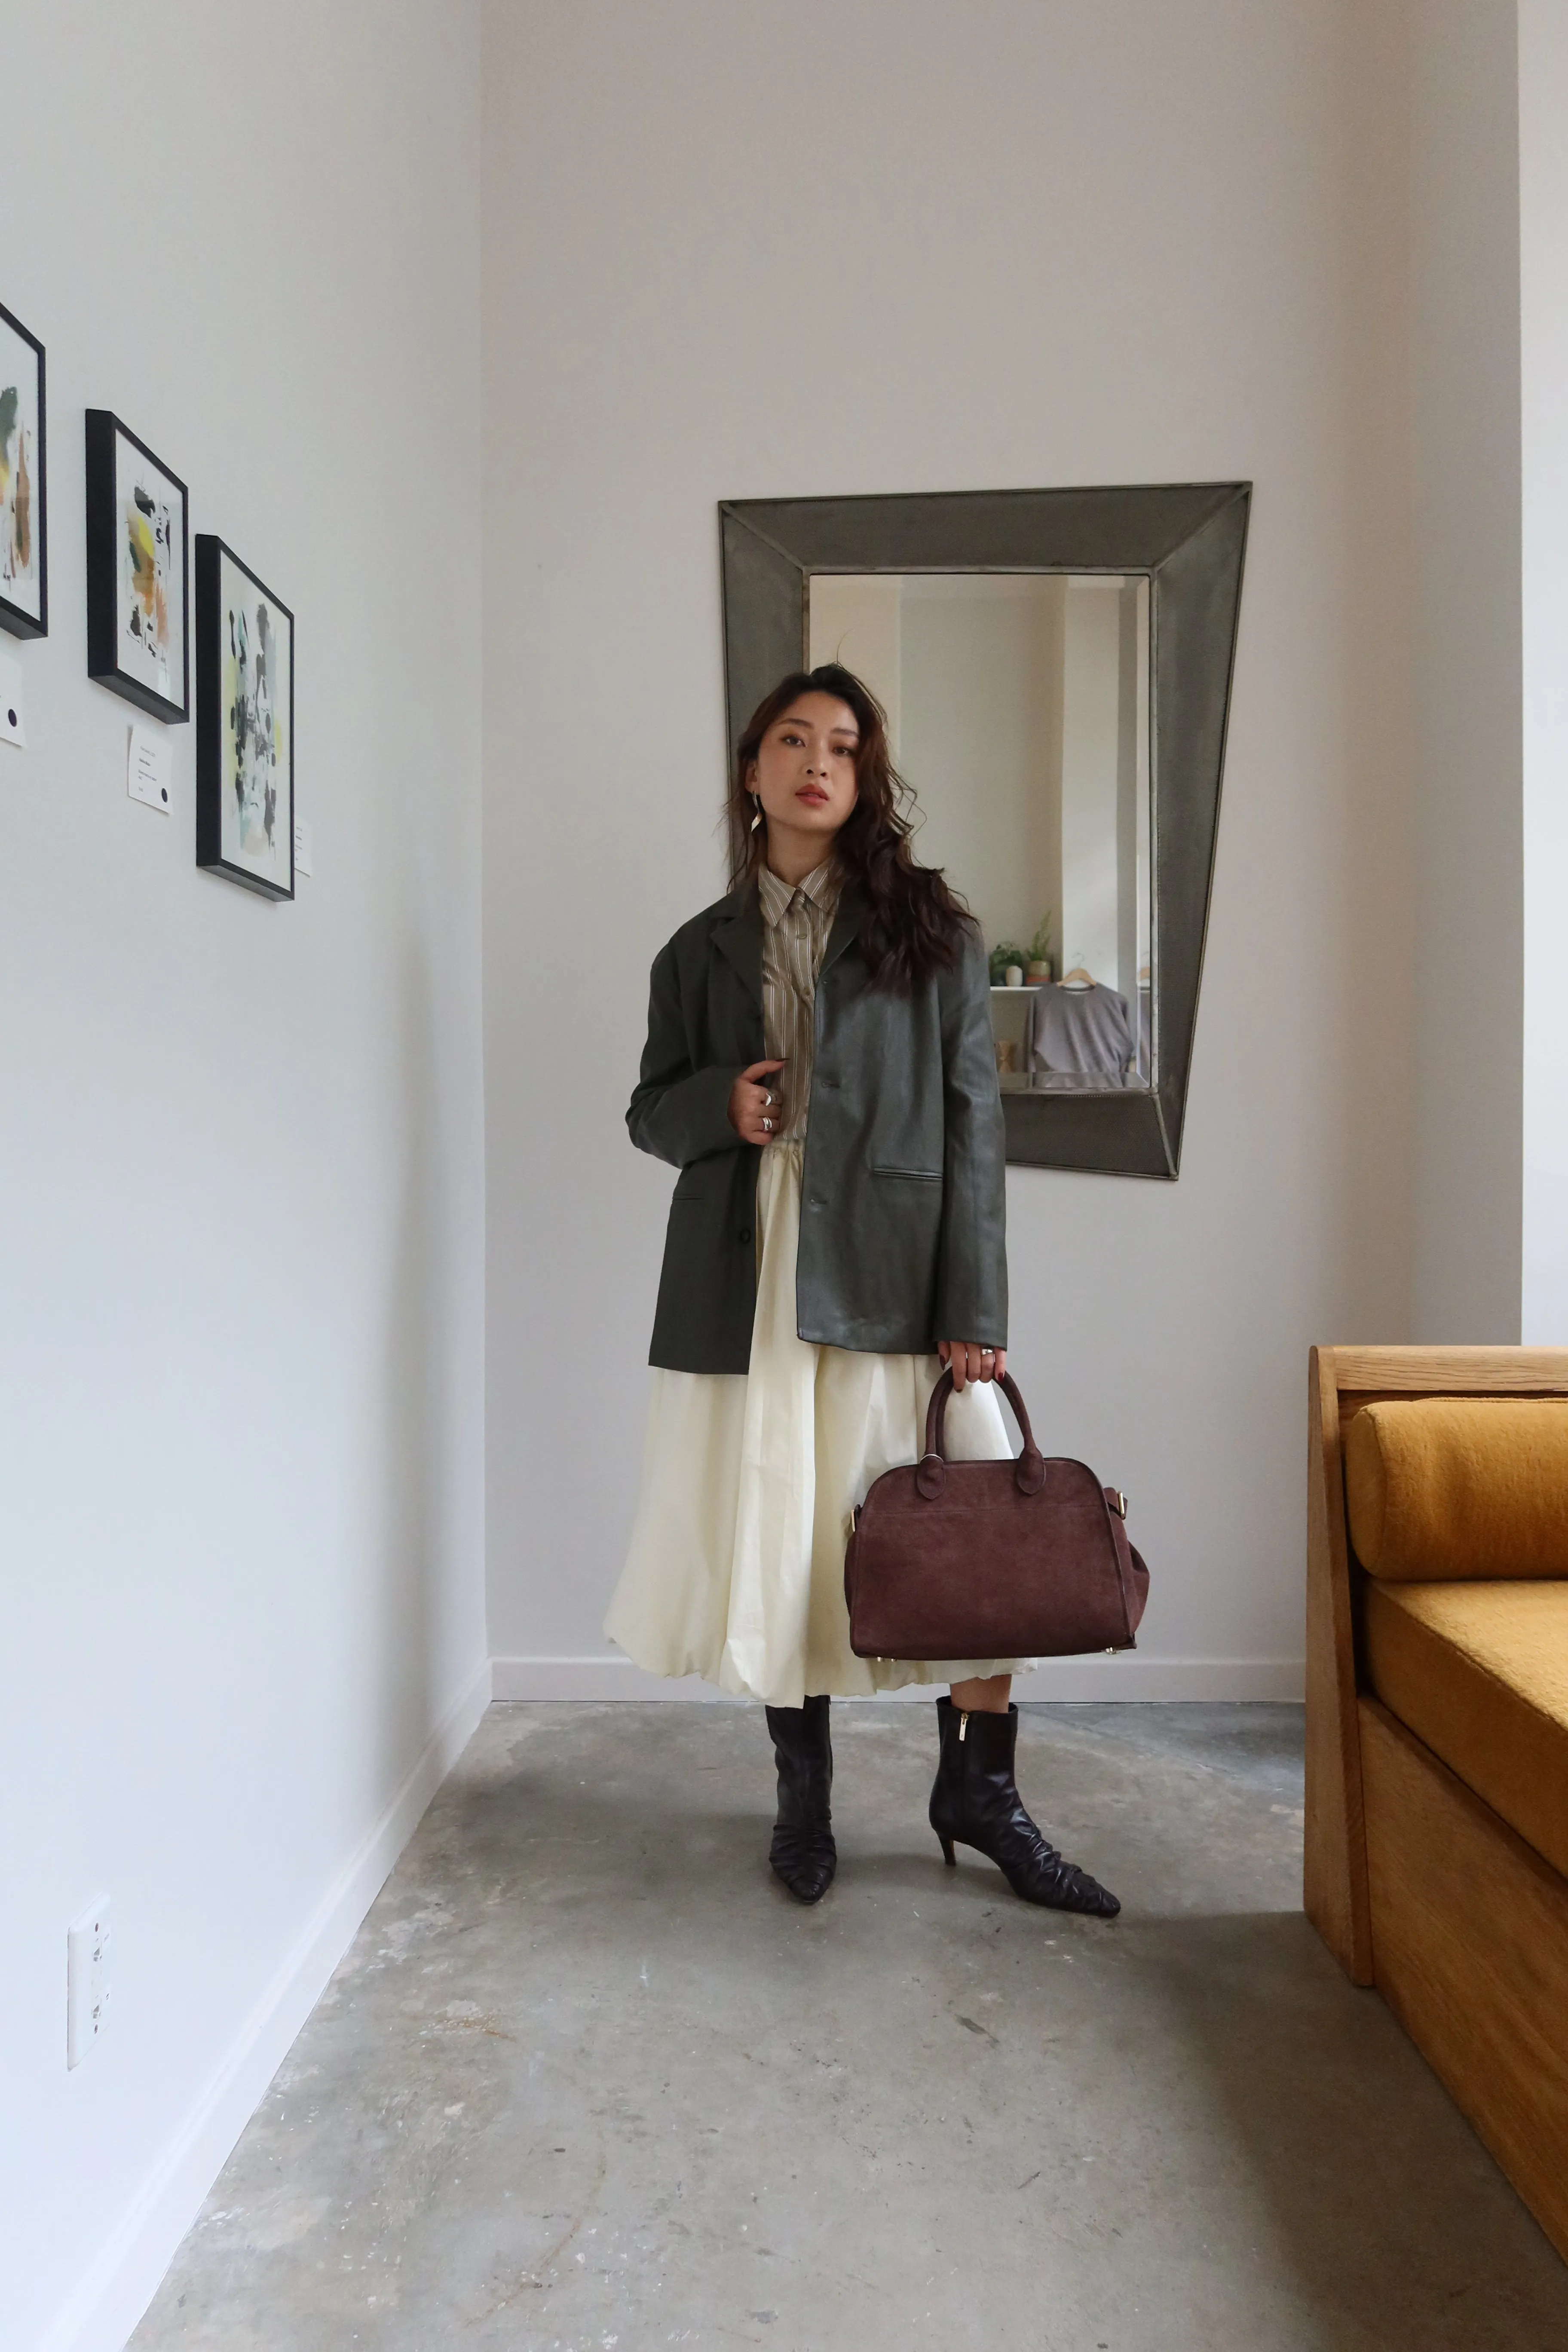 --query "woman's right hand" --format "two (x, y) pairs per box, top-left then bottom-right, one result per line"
(729, 1059), (787, 1146)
